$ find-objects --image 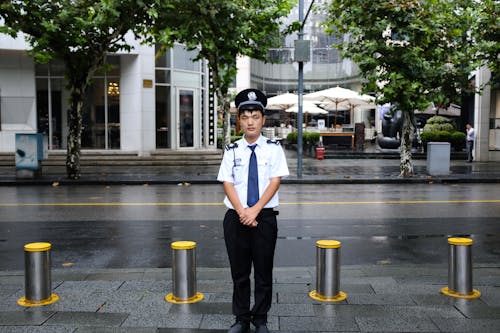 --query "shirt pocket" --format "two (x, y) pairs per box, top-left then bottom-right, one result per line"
(232, 159), (246, 185)
(257, 152), (271, 182)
